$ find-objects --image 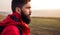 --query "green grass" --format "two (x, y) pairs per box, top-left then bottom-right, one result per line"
(29, 17), (60, 35)
(0, 16), (6, 21)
